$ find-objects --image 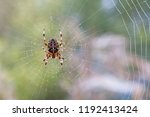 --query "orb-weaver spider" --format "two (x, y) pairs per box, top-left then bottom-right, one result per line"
(42, 29), (64, 65)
